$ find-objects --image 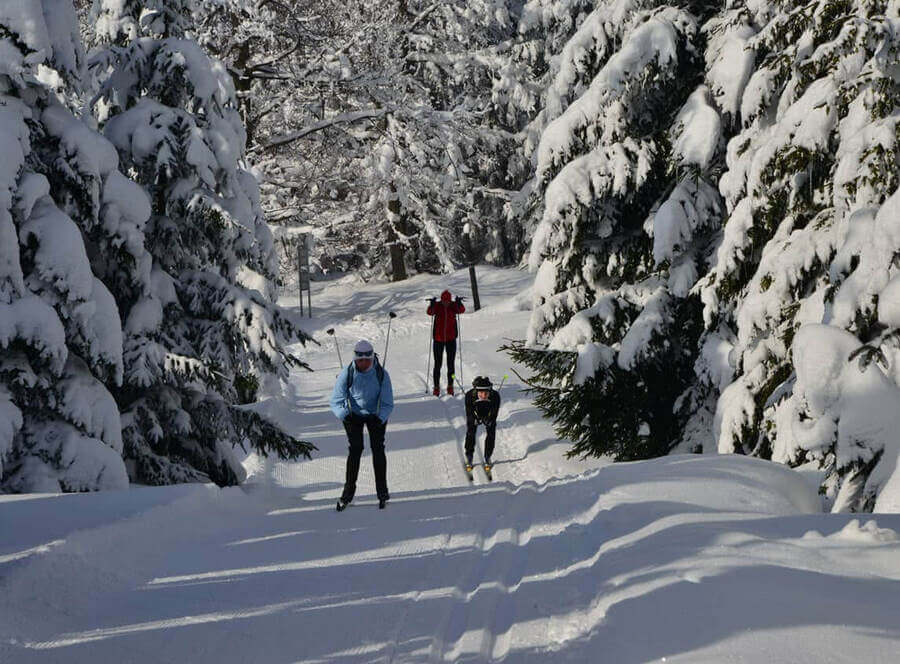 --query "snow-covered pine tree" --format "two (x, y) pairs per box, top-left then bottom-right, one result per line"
(0, 0), (135, 491)
(87, 0), (315, 486)
(506, 1), (725, 460)
(698, 0), (900, 511)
